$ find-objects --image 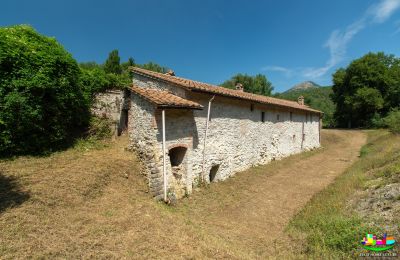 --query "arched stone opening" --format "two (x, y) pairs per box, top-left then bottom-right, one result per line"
(169, 146), (187, 167)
